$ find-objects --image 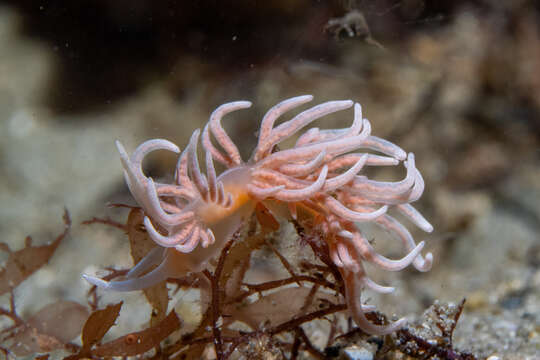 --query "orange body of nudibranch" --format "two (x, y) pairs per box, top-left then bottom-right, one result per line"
(84, 95), (433, 335)
(195, 168), (254, 227)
